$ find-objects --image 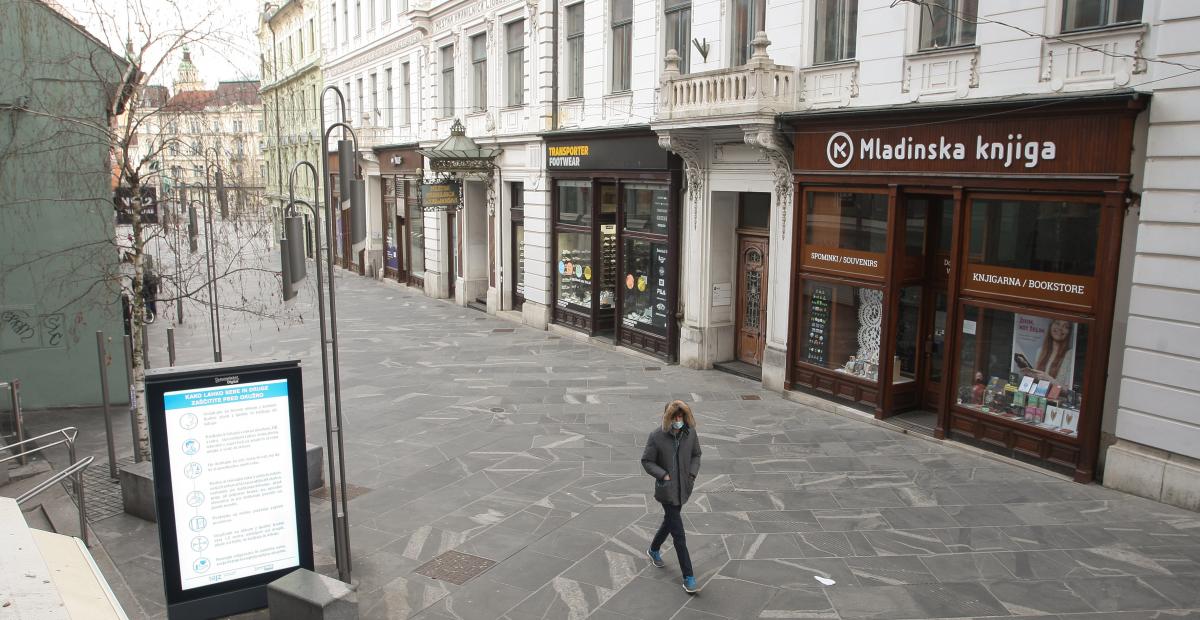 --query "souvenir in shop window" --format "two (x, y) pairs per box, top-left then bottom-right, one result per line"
(800, 281), (884, 381)
(955, 306), (1087, 438)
